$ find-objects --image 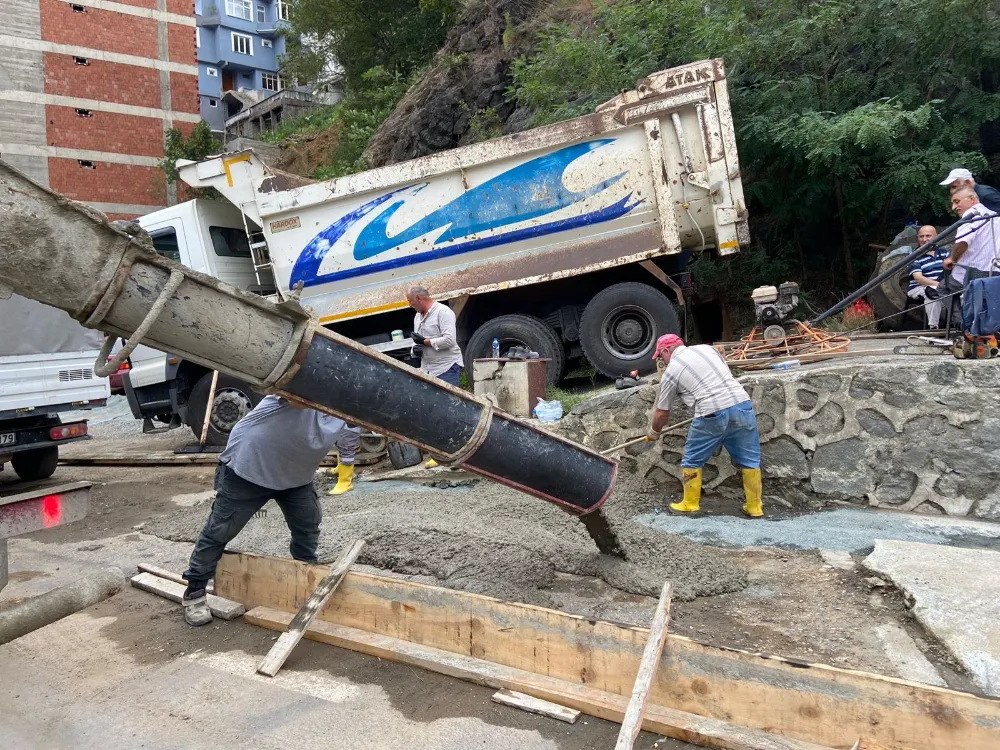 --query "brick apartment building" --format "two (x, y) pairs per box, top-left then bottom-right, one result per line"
(1, 0), (200, 221)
